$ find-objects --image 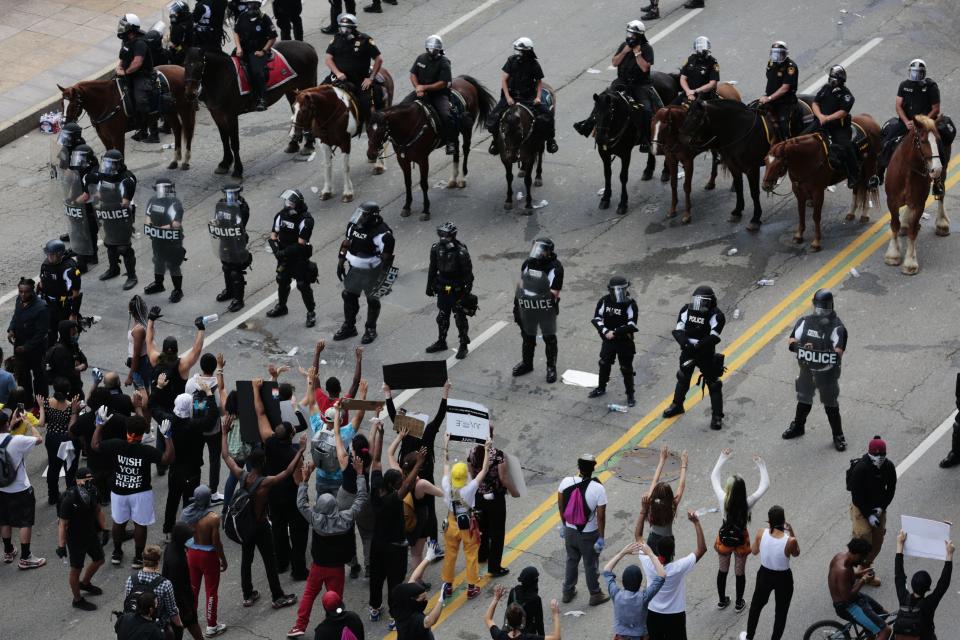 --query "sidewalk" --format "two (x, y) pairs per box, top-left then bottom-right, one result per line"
(0, 0), (170, 145)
